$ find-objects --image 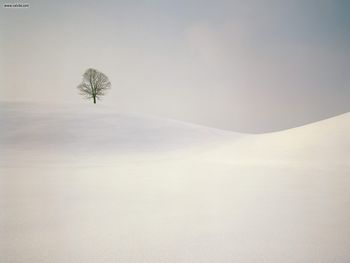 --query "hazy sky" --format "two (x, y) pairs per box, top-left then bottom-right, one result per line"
(1, 0), (349, 132)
